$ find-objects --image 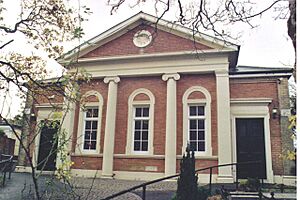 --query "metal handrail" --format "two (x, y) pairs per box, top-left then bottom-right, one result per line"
(0, 154), (14, 186)
(101, 160), (263, 200)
